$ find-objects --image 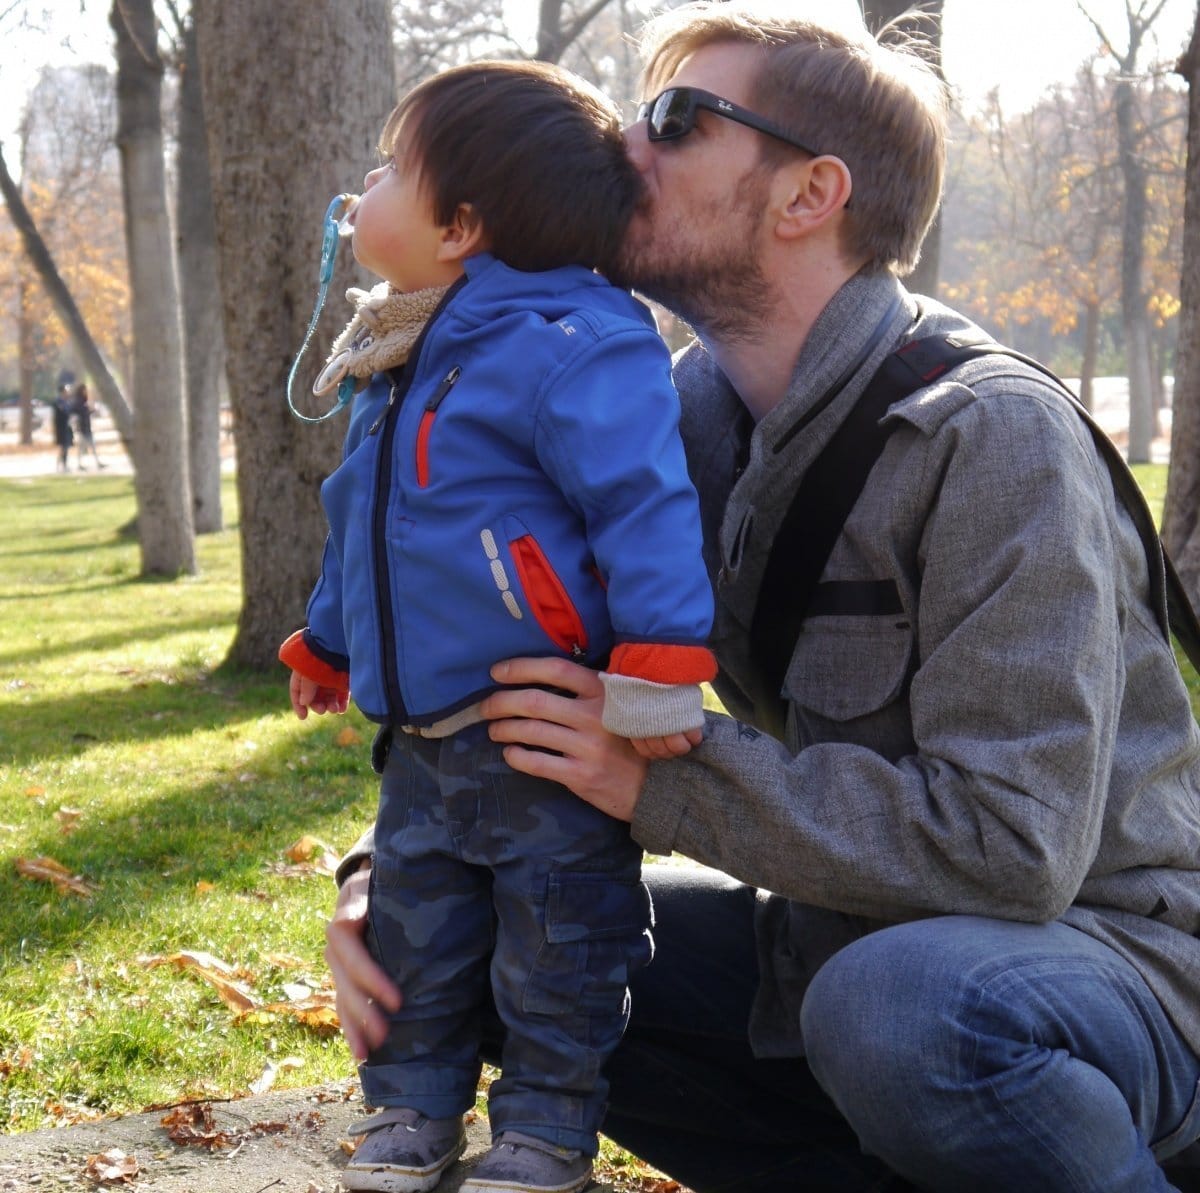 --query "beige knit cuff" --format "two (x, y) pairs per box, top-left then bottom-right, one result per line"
(599, 672), (705, 738)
